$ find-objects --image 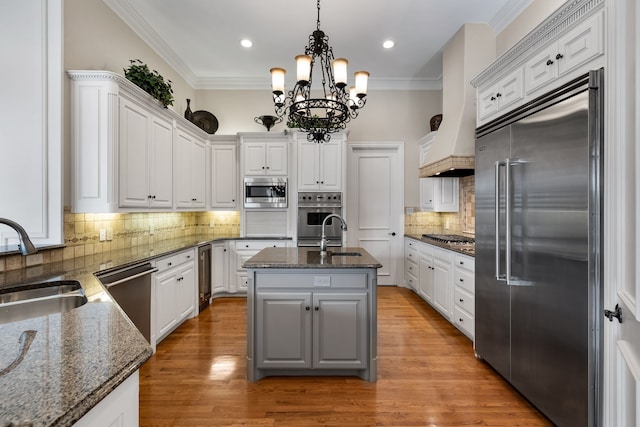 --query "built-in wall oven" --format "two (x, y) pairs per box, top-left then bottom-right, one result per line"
(297, 192), (343, 247)
(244, 177), (287, 208)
